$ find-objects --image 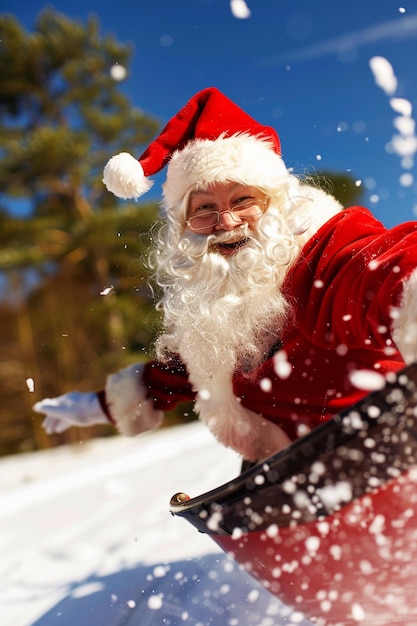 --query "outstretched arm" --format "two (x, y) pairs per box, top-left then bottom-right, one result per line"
(34, 359), (195, 436)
